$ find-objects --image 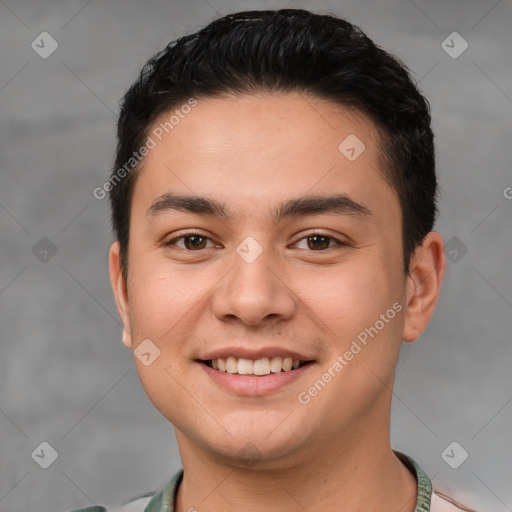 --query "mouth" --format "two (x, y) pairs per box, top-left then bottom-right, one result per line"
(199, 357), (314, 376)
